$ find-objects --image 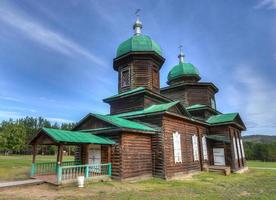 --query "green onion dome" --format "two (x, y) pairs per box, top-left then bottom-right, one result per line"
(116, 35), (162, 58)
(116, 16), (162, 58)
(167, 50), (201, 84)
